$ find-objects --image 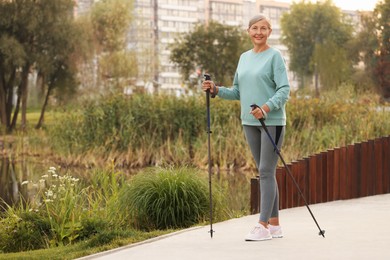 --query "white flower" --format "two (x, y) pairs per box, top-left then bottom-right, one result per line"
(49, 167), (56, 171)
(52, 174), (58, 178)
(41, 174), (49, 178)
(45, 190), (54, 197)
(21, 180), (29, 185)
